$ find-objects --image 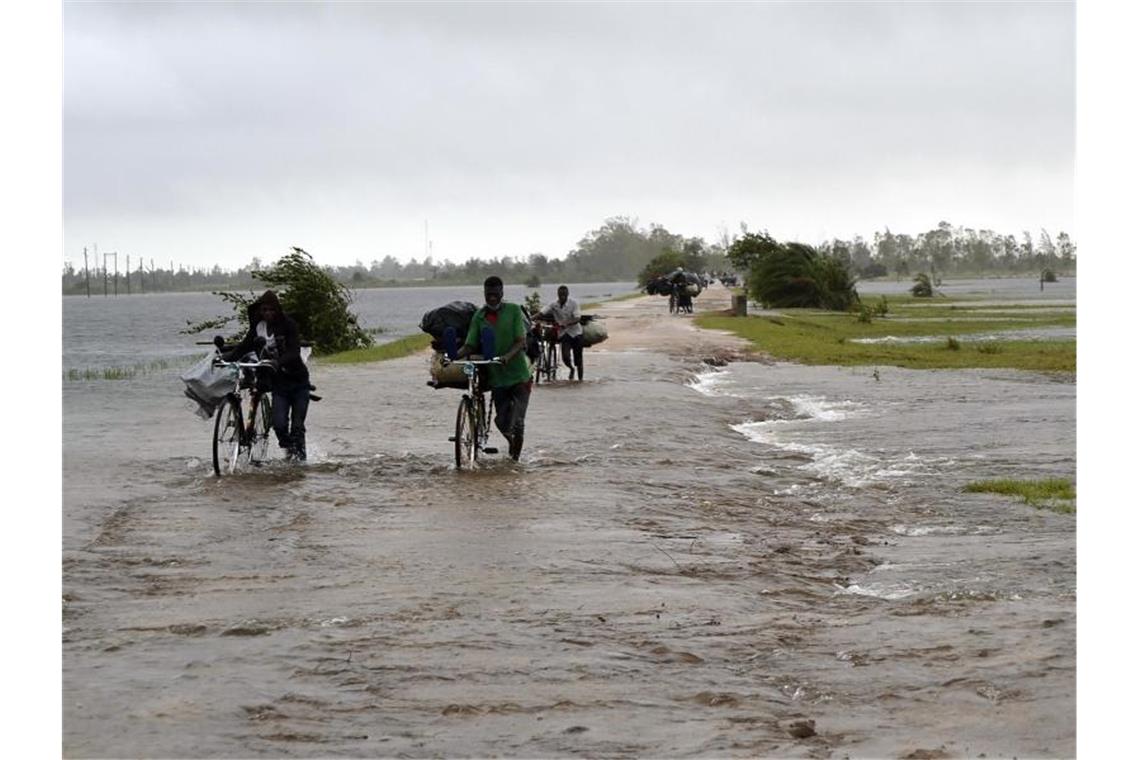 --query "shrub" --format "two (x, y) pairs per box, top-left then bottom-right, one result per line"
(911, 273), (934, 297)
(946, 337), (961, 350)
(749, 241), (859, 311)
(186, 247), (373, 355)
(524, 290), (543, 317)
